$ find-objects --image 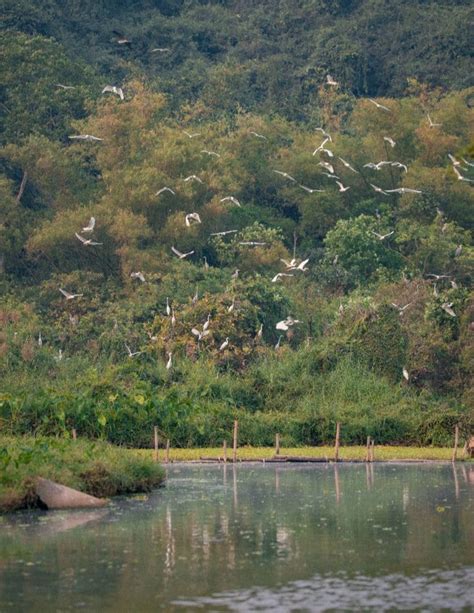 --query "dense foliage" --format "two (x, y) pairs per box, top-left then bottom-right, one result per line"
(0, 1), (473, 447)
